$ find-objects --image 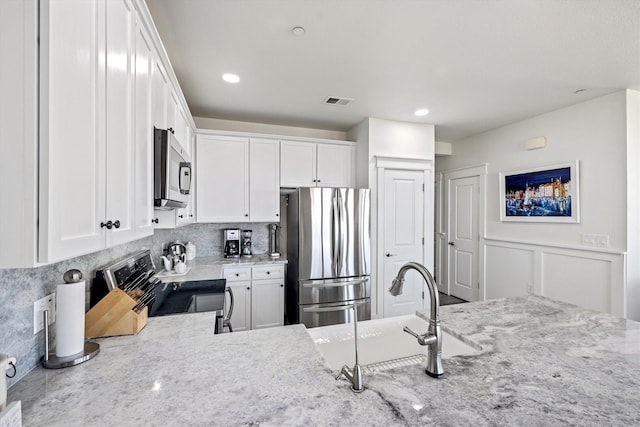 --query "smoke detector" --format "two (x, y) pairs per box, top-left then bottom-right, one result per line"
(323, 96), (353, 106)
